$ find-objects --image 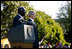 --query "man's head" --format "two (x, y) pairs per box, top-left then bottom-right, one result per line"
(28, 10), (36, 19)
(18, 7), (26, 16)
